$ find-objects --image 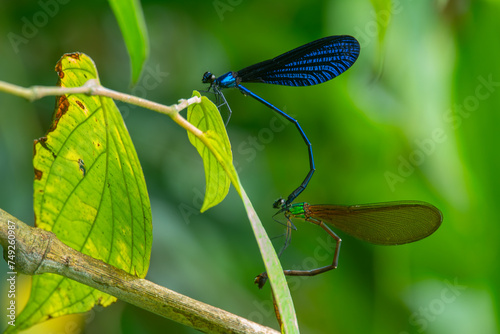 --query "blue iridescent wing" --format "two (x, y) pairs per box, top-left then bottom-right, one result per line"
(235, 36), (360, 87)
